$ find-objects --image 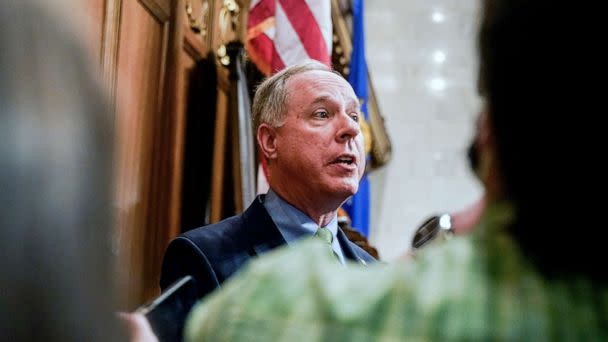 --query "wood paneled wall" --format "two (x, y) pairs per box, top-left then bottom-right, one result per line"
(89, 0), (248, 308)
